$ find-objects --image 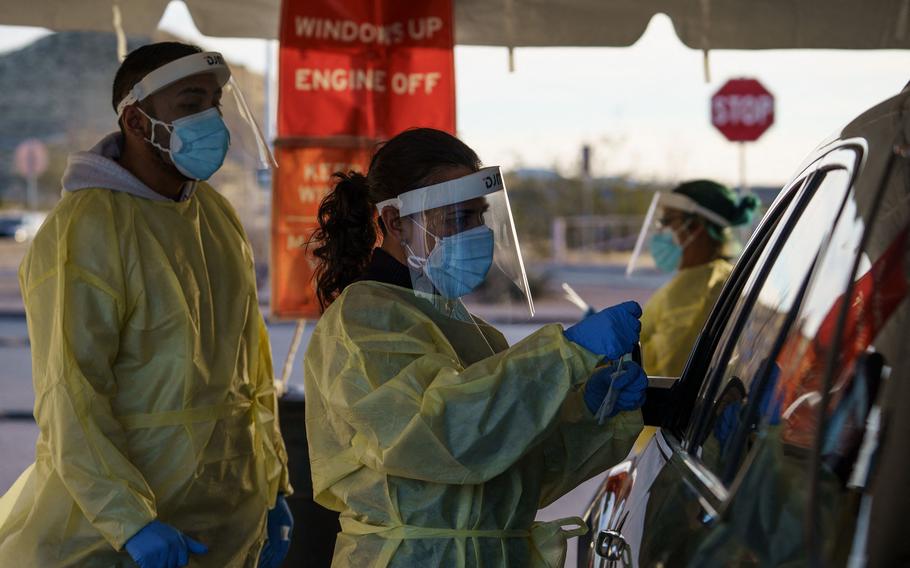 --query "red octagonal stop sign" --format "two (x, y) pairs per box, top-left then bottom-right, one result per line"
(711, 78), (775, 142)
